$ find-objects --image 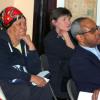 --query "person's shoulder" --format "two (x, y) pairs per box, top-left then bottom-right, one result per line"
(70, 46), (84, 65)
(0, 36), (10, 53)
(71, 46), (83, 57)
(45, 30), (57, 39)
(72, 45), (94, 61)
(0, 38), (7, 47)
(44, 30), (57, 43)
(0, 40), (10, 57)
